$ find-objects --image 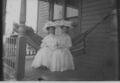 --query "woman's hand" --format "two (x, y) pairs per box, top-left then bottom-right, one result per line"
(56, 44), (66, 49)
